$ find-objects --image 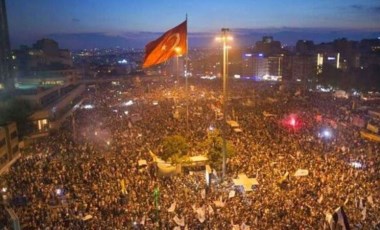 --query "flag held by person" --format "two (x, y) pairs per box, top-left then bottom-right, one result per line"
(168, 202), (176, 212)
(332, 207), (350, 230)
(143, 20), (187, 68)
